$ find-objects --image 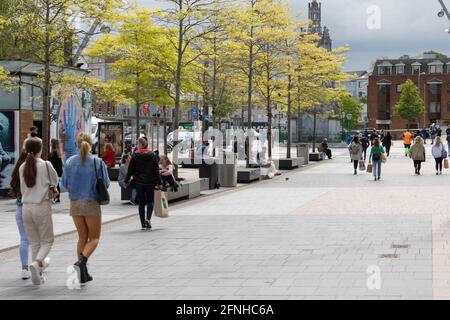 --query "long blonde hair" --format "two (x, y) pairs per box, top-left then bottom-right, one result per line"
(77, 132), (92, 164)
(435, 136), (443, 147)
(414, 136), (424, 146)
